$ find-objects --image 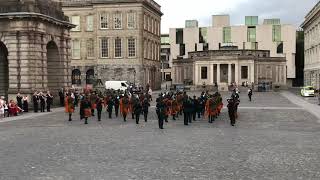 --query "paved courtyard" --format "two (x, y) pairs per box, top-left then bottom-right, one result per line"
(1, 91), (320, 180)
